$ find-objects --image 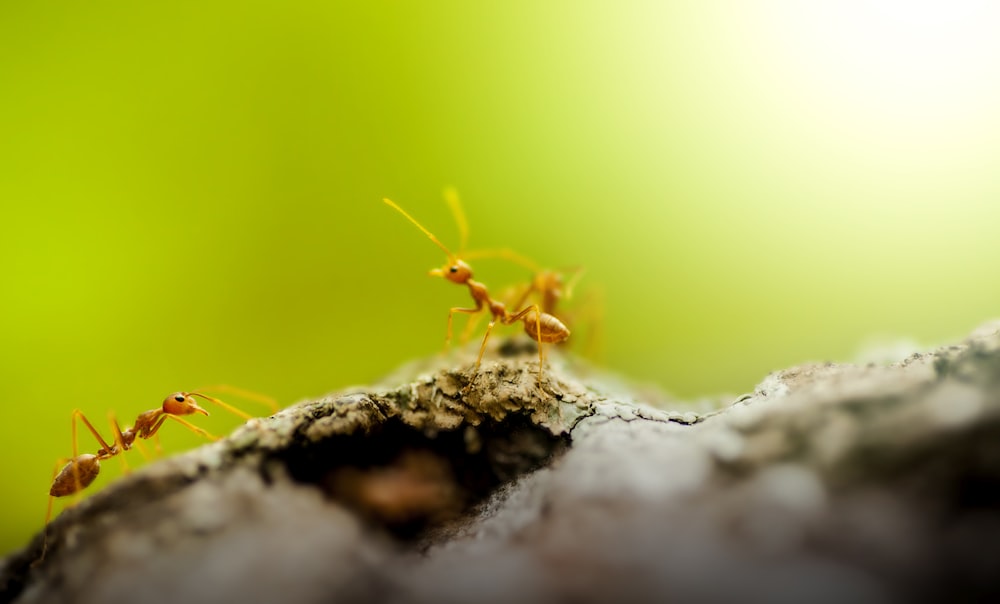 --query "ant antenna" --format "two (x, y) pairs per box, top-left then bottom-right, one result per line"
(188, 392), (252, 420)
(463, 248), (542, 273)
(442, 187), (469, 254)
(383, 198), (456, 261)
